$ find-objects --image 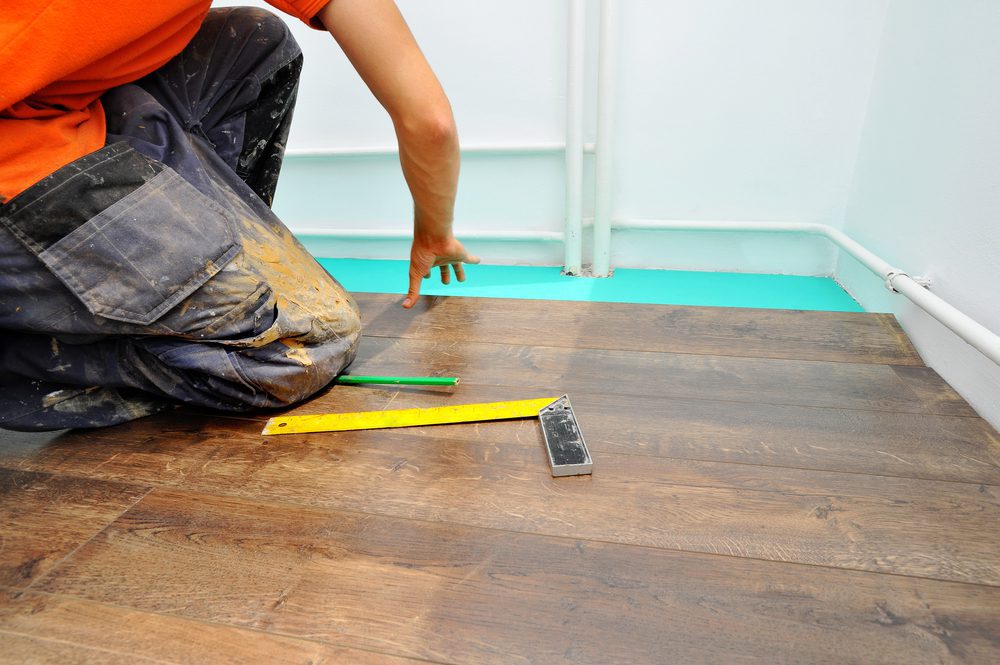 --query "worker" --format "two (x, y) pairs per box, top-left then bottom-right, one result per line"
(0, 0), (479, 431)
